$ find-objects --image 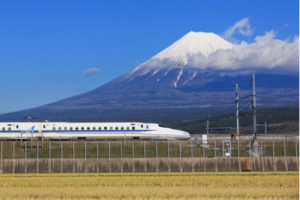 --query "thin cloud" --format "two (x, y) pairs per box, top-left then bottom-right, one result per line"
(281, 23), (288, 28)
(223, 18), (254, 39)
(83, 68), (101, 76)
